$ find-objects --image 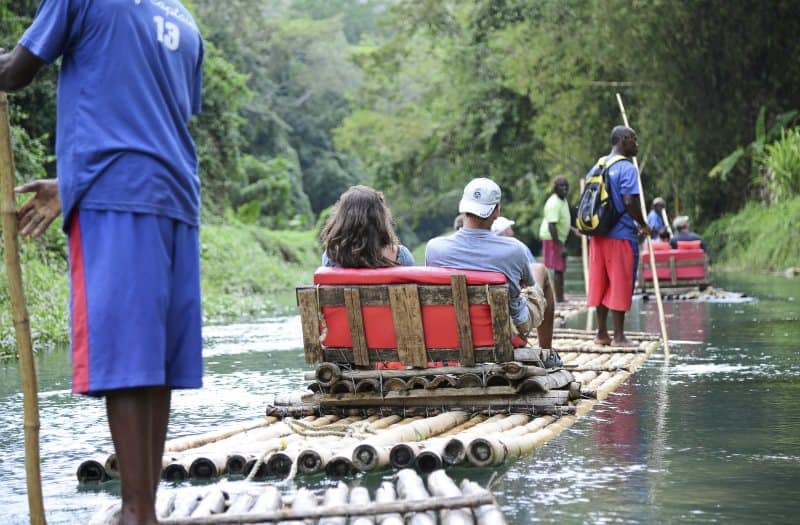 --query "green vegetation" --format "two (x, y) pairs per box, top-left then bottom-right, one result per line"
(2, 1), (800, 355)
(704, 197), (800, 272)
(1, 222), (320, 358)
